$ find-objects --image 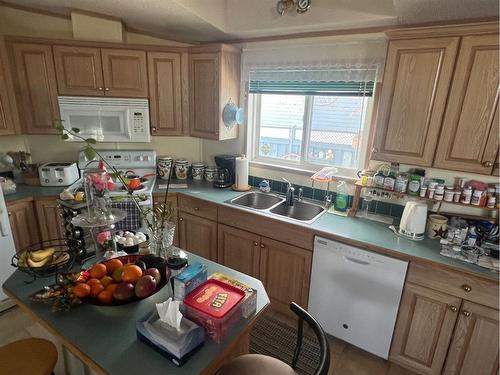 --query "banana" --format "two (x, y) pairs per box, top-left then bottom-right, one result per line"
(27, 255), (53, 268)
(51, 253), (70, 265)
(30, 247), (55, 262)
